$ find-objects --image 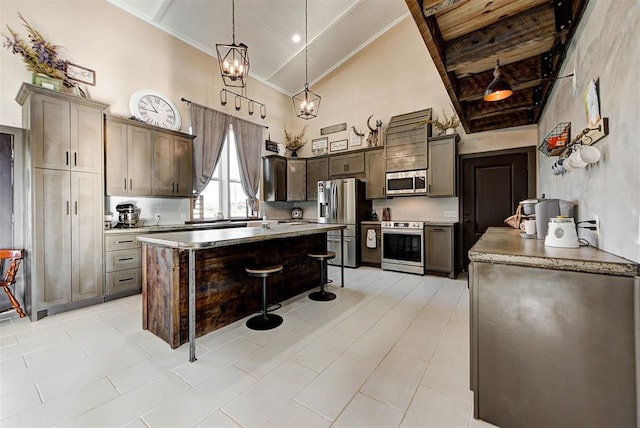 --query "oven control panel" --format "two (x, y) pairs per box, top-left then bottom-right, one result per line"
(381, 221), (424, 229)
